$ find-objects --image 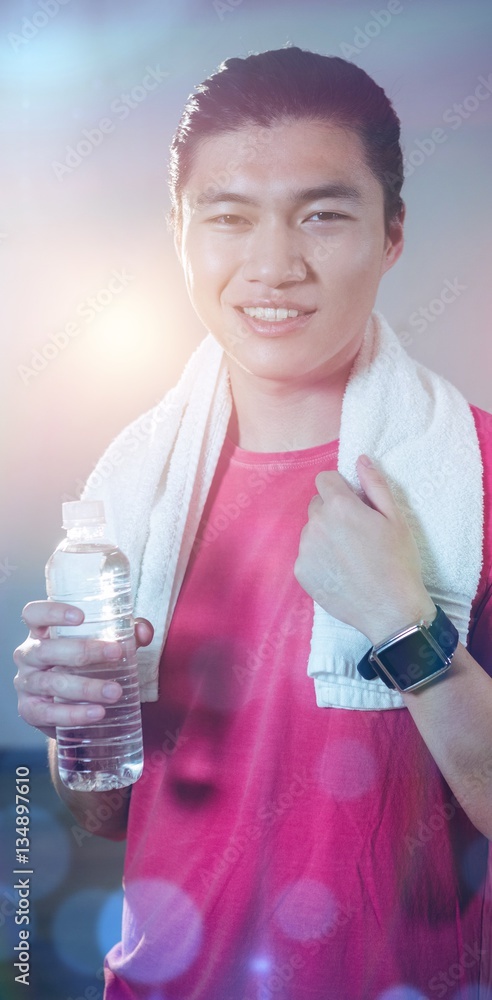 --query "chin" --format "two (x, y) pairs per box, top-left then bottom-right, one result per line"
(224, 347), (320, 384)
